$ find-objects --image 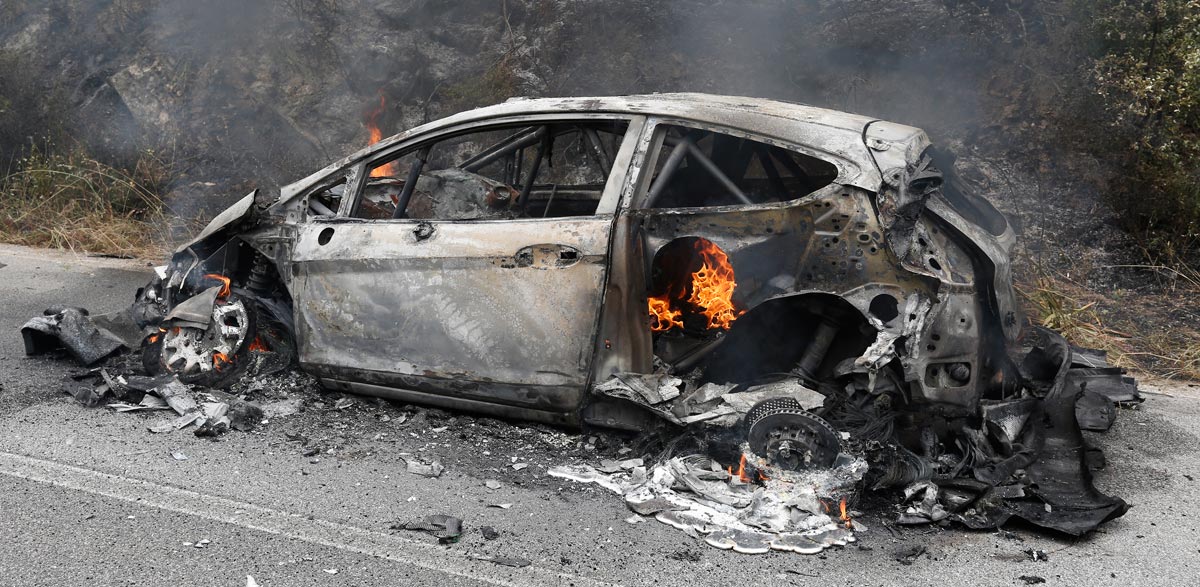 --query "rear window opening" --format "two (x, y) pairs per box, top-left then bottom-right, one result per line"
(641, 125), (839, 209)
